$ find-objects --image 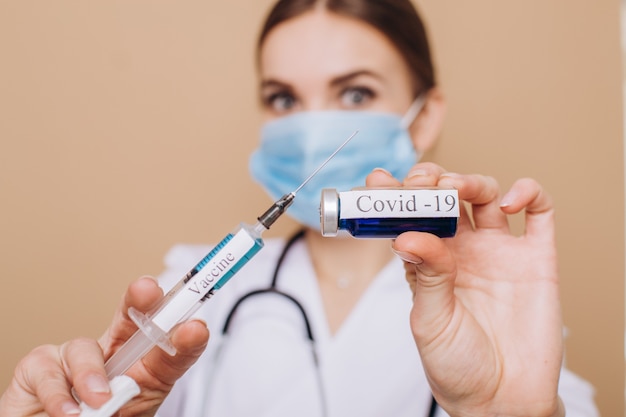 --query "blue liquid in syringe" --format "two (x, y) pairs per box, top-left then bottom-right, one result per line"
(180, 231), (264, 301)
(338, 217), (457, 239)
(210, 234), (263, 291)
